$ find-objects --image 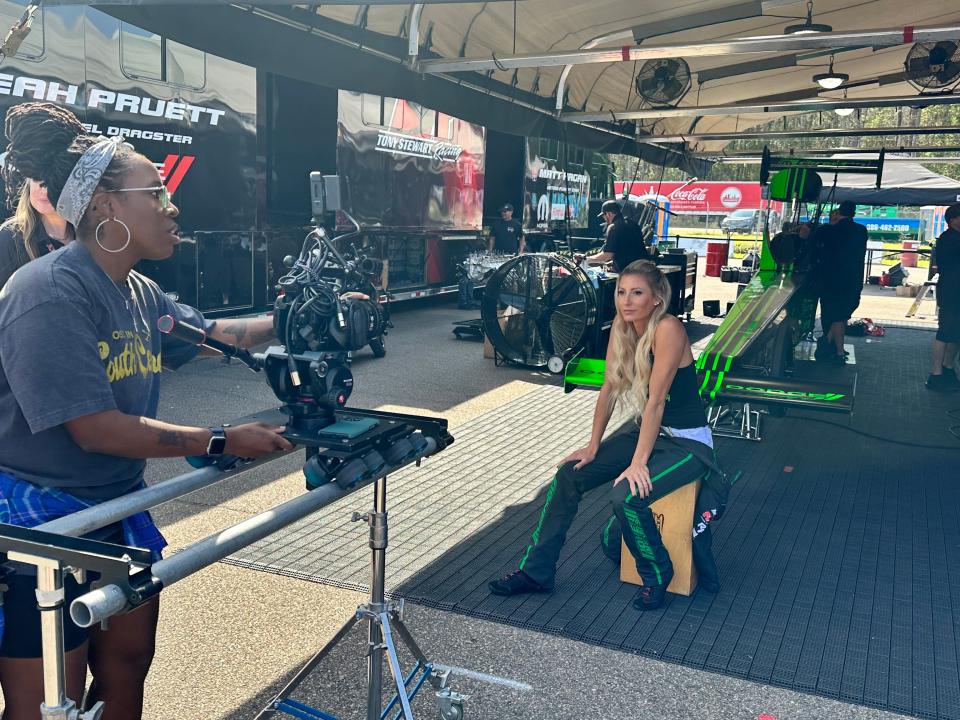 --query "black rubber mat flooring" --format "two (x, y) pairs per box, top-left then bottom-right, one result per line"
(226, 326), (960, 719)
